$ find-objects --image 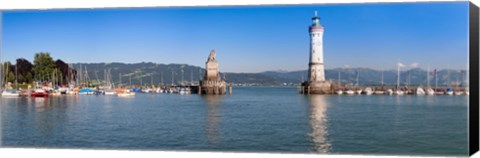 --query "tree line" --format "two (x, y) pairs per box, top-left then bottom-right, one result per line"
(2, 52), (77, 85)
